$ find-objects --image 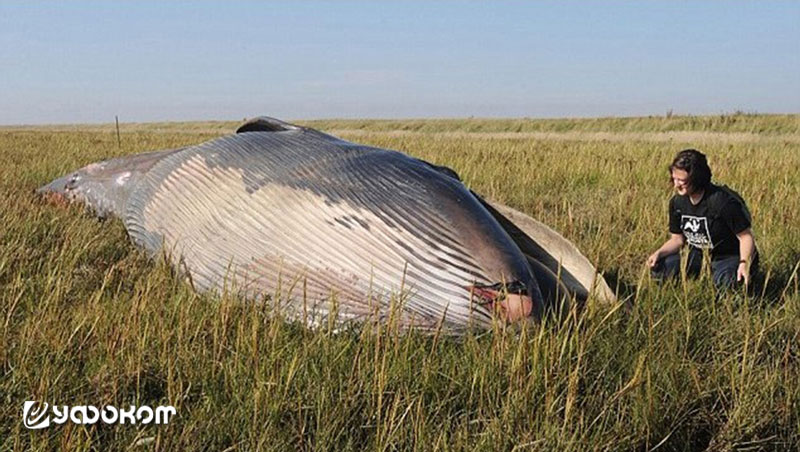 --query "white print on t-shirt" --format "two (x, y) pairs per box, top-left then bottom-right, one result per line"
(681, 215), (712, 248)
